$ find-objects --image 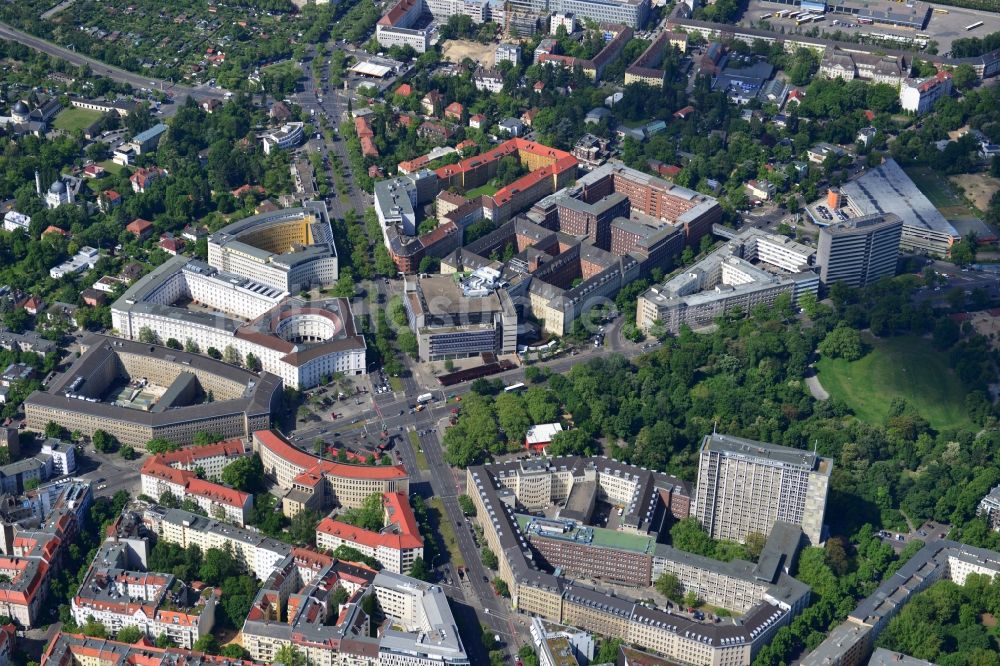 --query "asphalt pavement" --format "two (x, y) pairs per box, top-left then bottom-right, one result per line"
(0, 21), (228, 104)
